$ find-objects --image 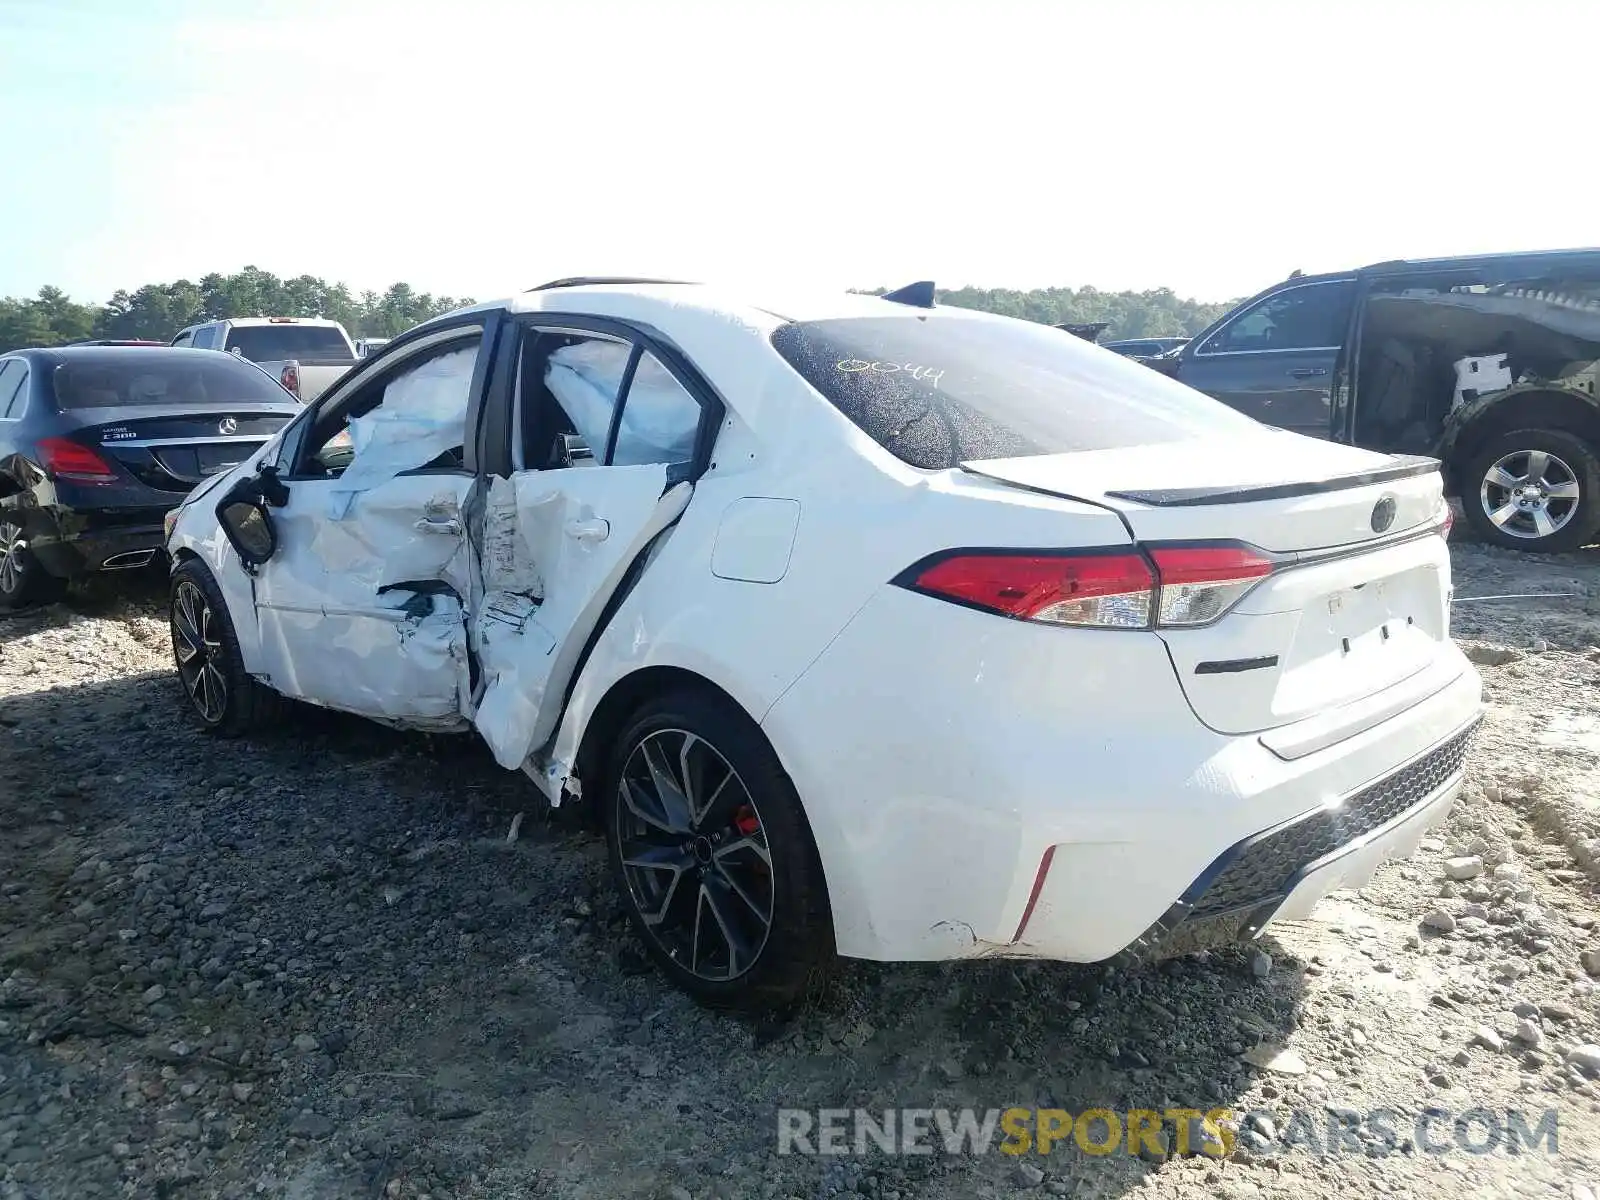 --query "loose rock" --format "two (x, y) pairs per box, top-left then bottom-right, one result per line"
(1421, 908), (1456, 933)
